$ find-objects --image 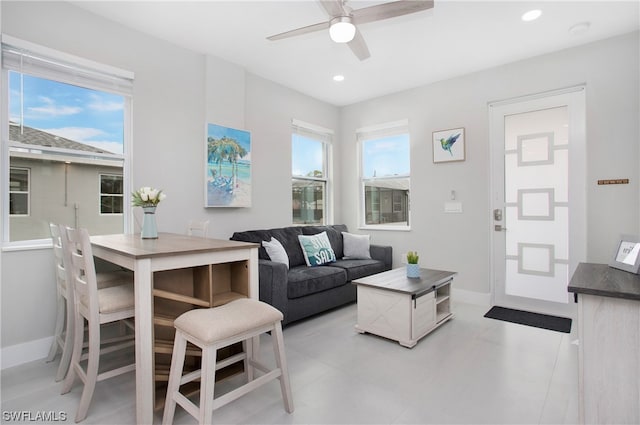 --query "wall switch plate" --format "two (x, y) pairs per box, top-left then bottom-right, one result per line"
(444, 202), (463, 213)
